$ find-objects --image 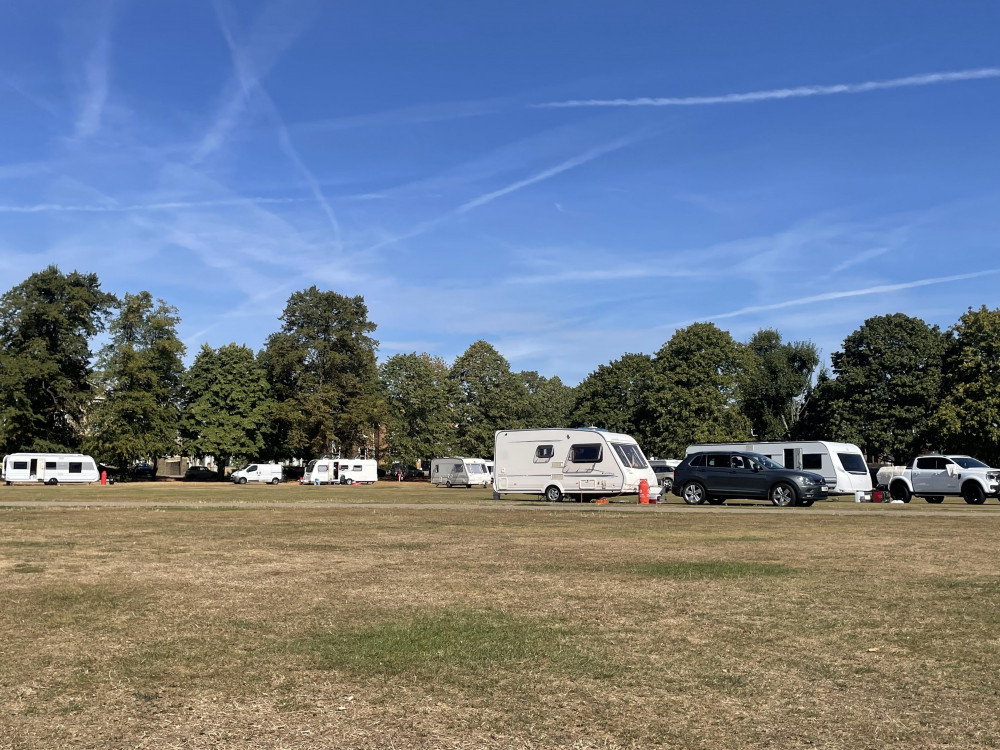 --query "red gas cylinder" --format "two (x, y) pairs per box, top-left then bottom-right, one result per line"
(100, 470), (107, 486)
(639, 478), (649, 504)
(873, 490), (883, 503)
